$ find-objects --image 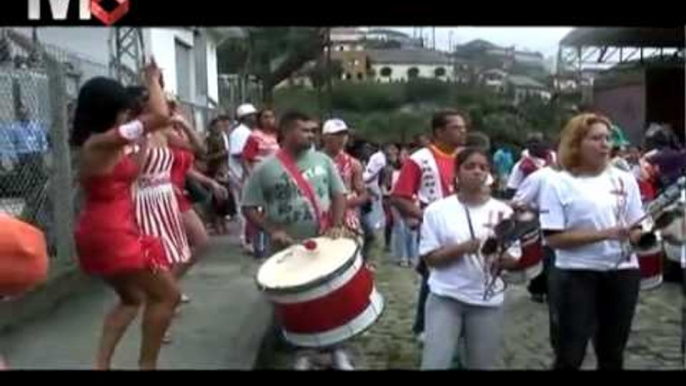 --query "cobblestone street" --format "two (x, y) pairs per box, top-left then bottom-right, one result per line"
(262, 247), (685, 370)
